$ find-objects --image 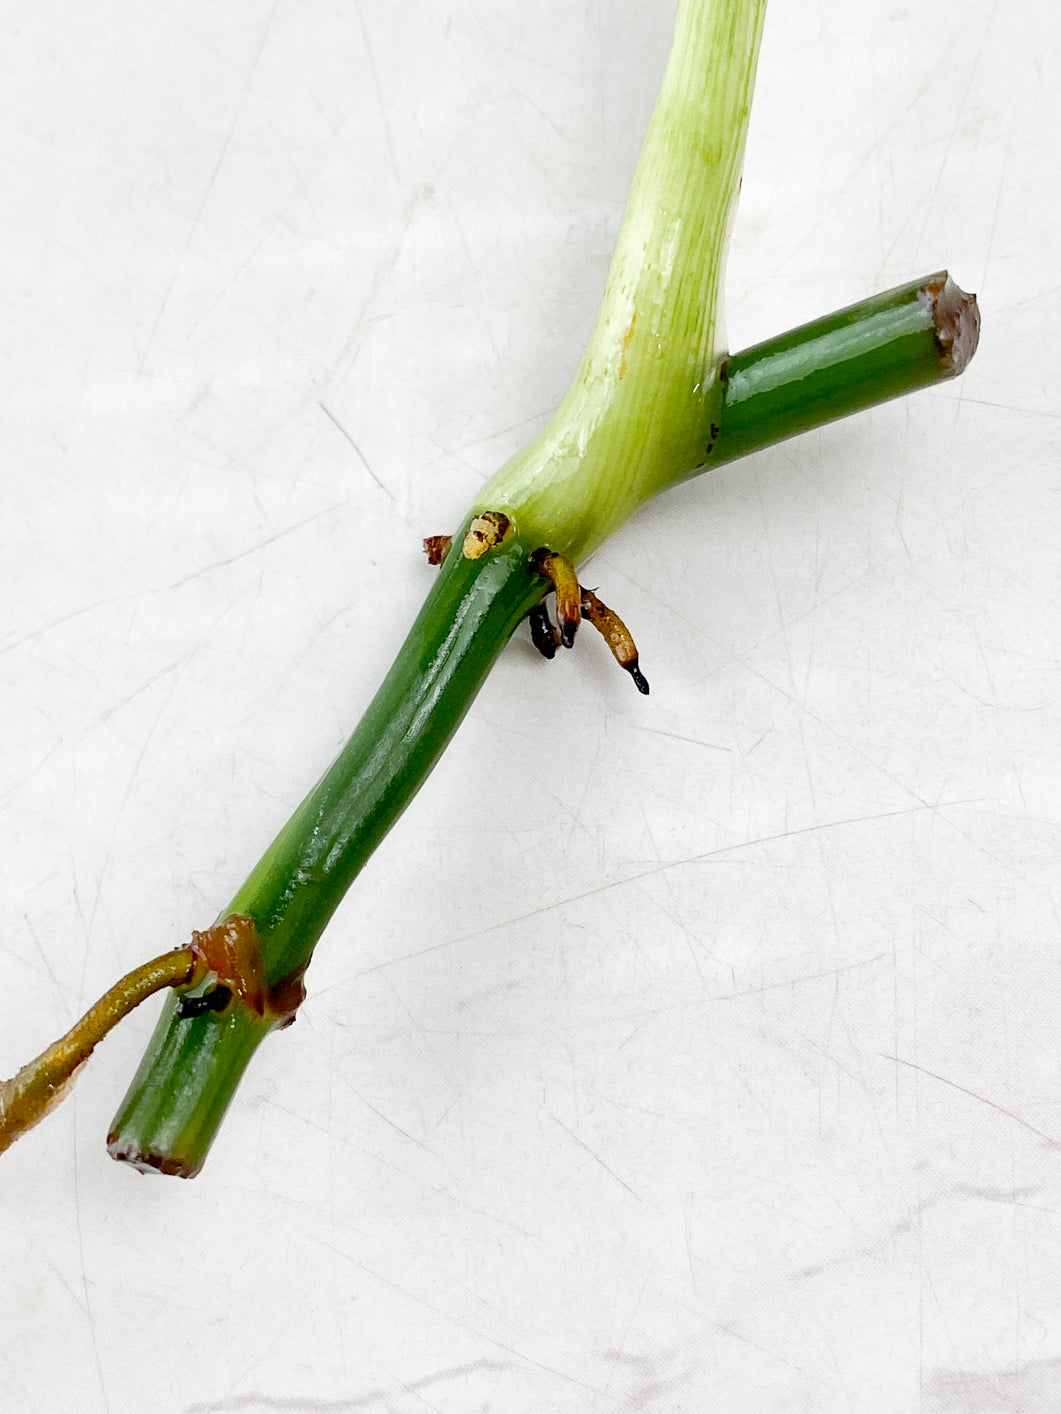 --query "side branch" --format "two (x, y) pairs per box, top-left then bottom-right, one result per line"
(706, 271), (979, 472)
